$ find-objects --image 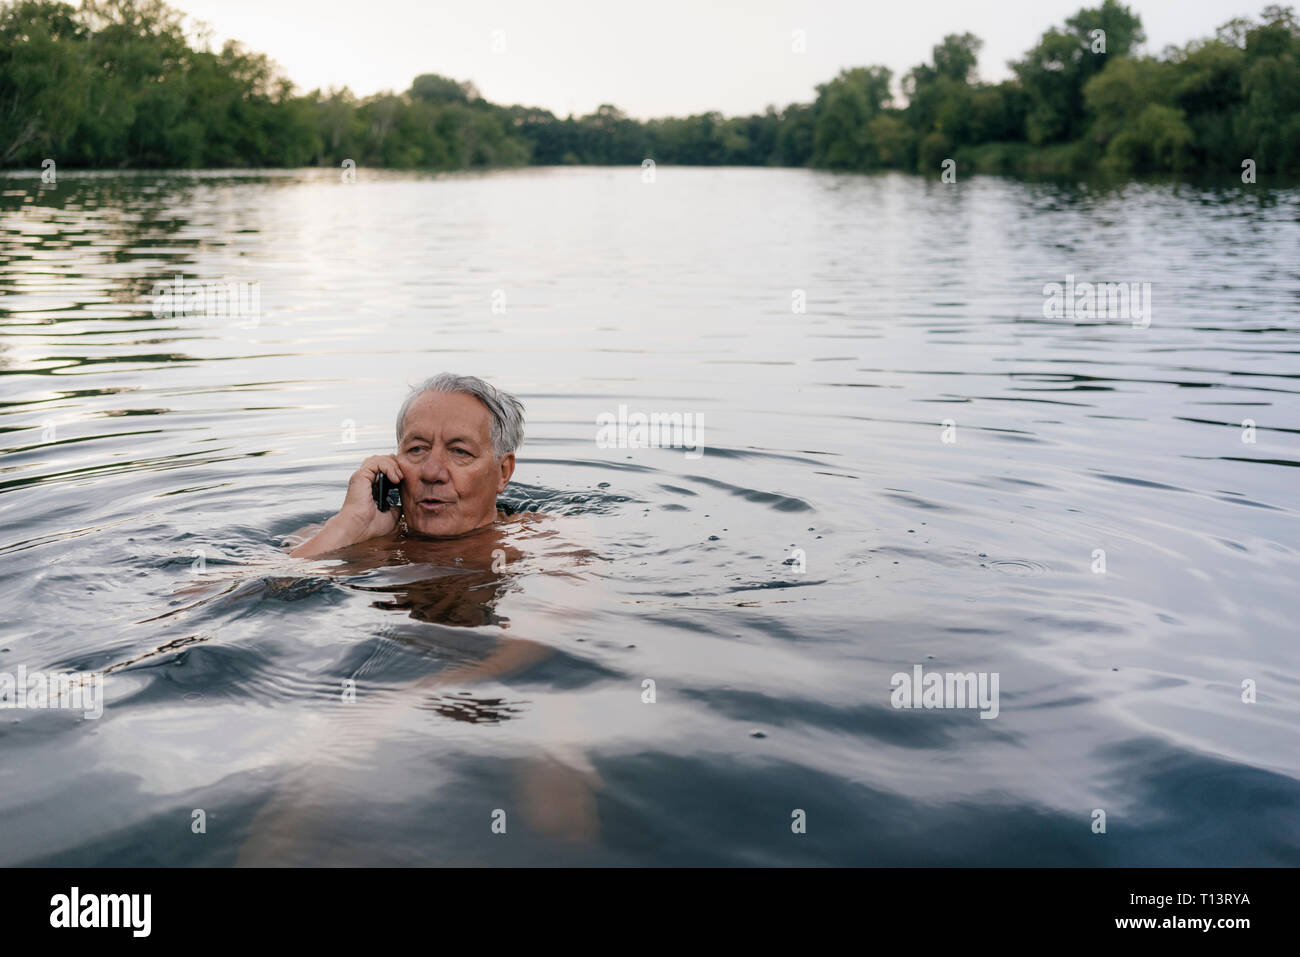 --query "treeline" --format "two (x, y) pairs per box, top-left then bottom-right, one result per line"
(2, 0), (1298, 175)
